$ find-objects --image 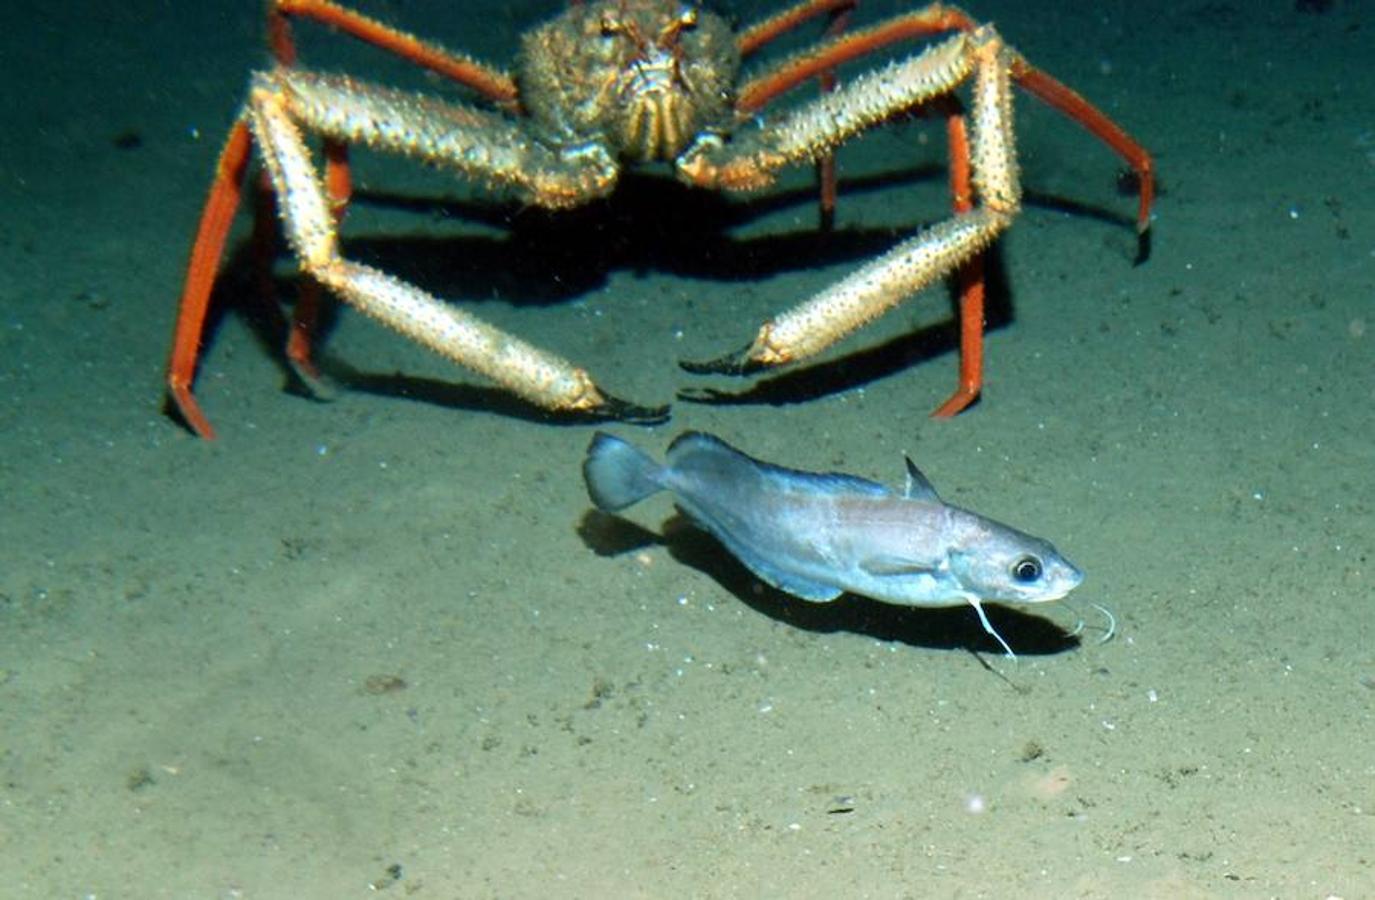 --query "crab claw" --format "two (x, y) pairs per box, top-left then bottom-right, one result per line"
(593, 393), (671, 425)
(679, 344), (768, 377)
